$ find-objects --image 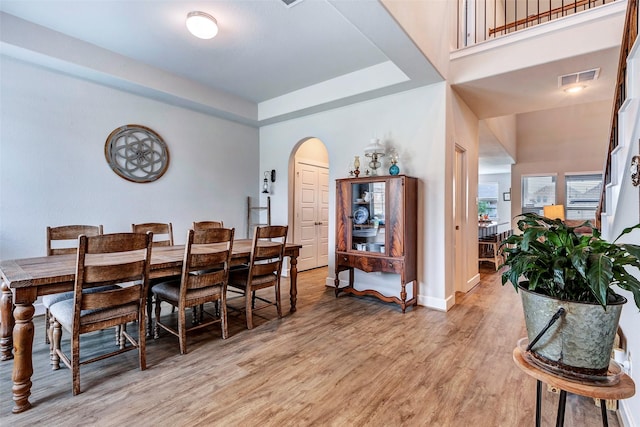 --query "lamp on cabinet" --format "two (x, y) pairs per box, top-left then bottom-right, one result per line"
(364, 138), (385, 176)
